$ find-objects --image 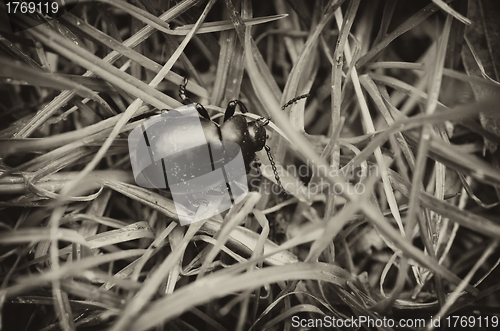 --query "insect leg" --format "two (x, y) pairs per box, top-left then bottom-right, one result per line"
(224, 100), (248, 122)
(179, 77), (191, 104)
(179, 78), (211, 120)
(194, 103), (211, 120)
